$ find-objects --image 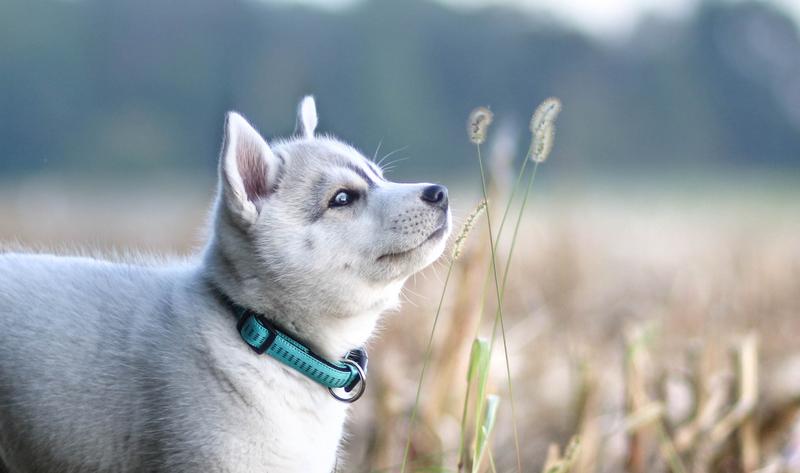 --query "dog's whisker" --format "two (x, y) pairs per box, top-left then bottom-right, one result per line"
(398, 289), (420, 308)
(376, 145), (409, 167)
(372, 139), (384, 163)
(403, 285), (424, 299)
(380, 156), (410, 170)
